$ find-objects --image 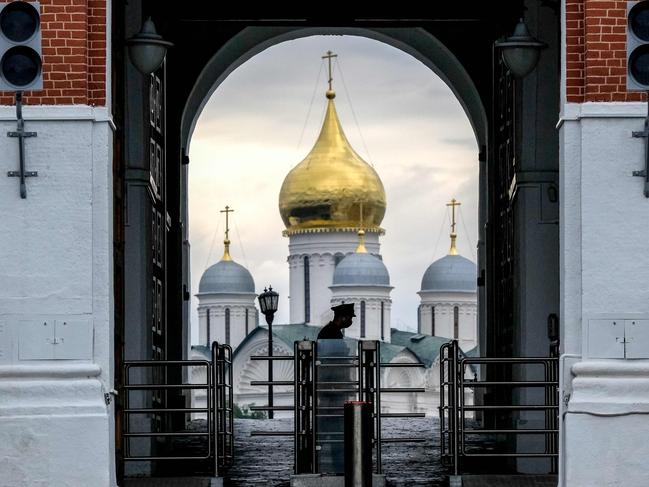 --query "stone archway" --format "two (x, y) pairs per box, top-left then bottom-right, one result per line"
(181, 26), (487, 153)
